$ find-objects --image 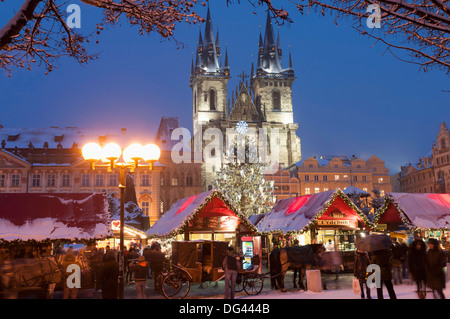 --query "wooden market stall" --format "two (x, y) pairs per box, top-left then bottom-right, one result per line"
(256, 189), (375, 271)
(146, 190), (262, 281)
(0, 193), (112, 296)
(373, 192), (450, 249)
